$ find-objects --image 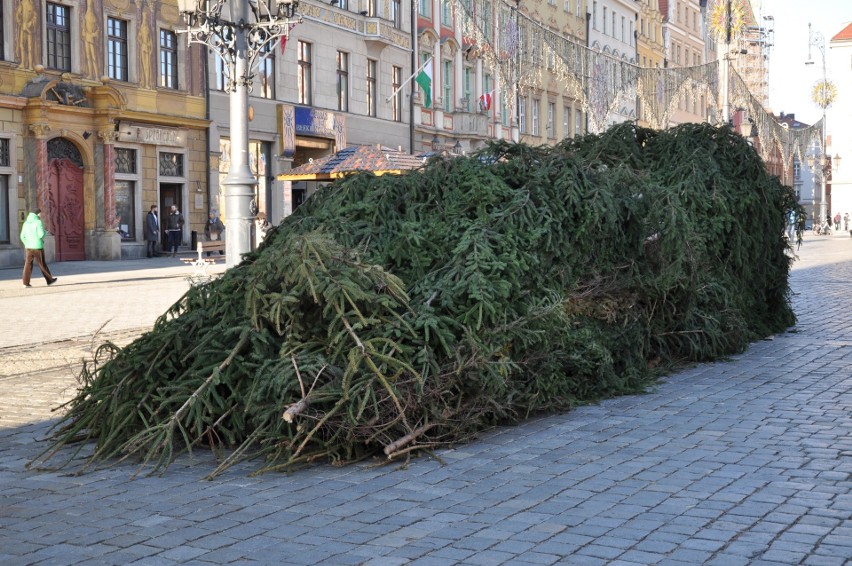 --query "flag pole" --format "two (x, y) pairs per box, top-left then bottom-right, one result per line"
(386, 56), (433, 103)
